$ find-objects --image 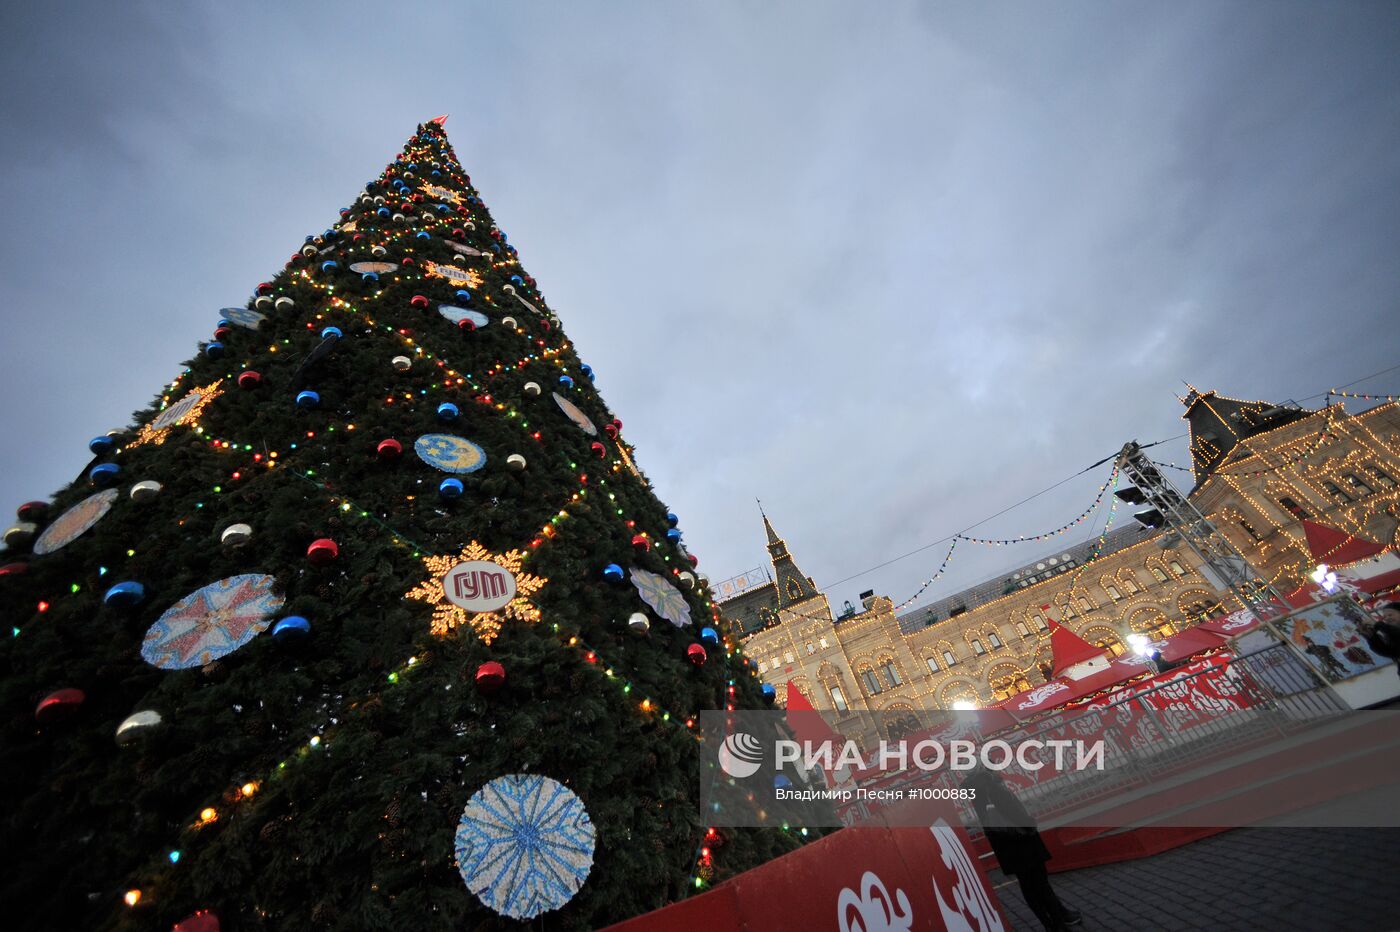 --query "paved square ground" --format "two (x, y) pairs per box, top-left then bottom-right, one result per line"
(989, 828), (1400, 931)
